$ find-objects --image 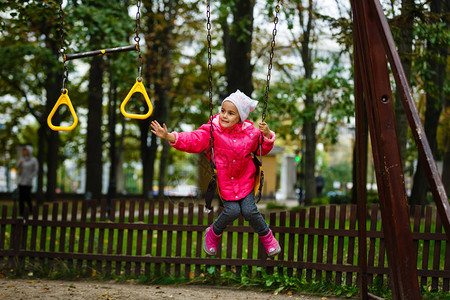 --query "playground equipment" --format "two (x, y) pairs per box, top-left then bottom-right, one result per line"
(204, 0), (280, 212)
(47, 0), (153, 131)
(43, 1), (450, 299)
(352, 0), (450, 299)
